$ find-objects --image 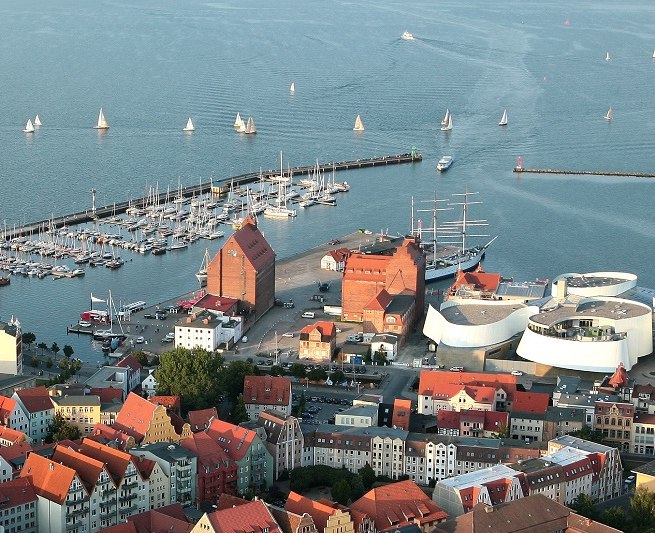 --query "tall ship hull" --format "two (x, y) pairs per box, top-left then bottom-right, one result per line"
(424, 243), (492, 282)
